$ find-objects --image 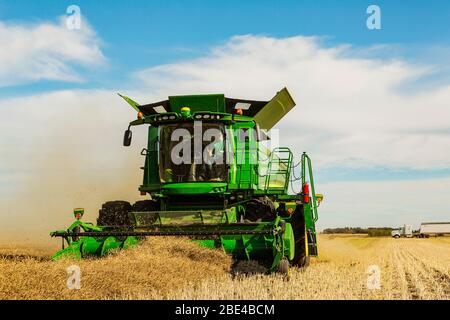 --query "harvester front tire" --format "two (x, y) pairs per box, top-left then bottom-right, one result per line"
(290, 205), (309, 268)
(97, 201), (133, 226)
